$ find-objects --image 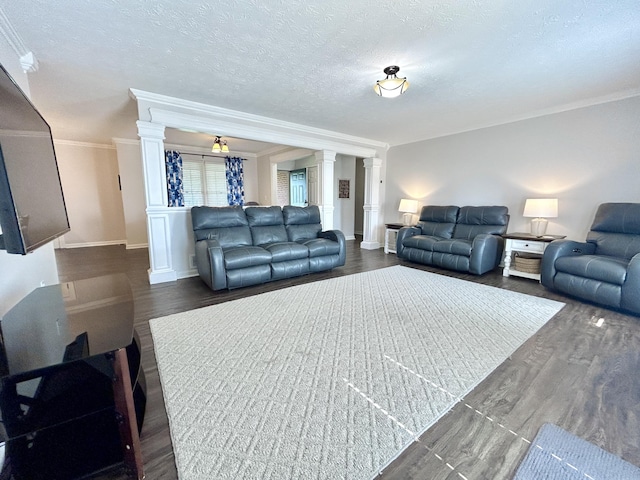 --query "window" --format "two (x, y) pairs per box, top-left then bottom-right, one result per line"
(183, 159), (227, 207)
